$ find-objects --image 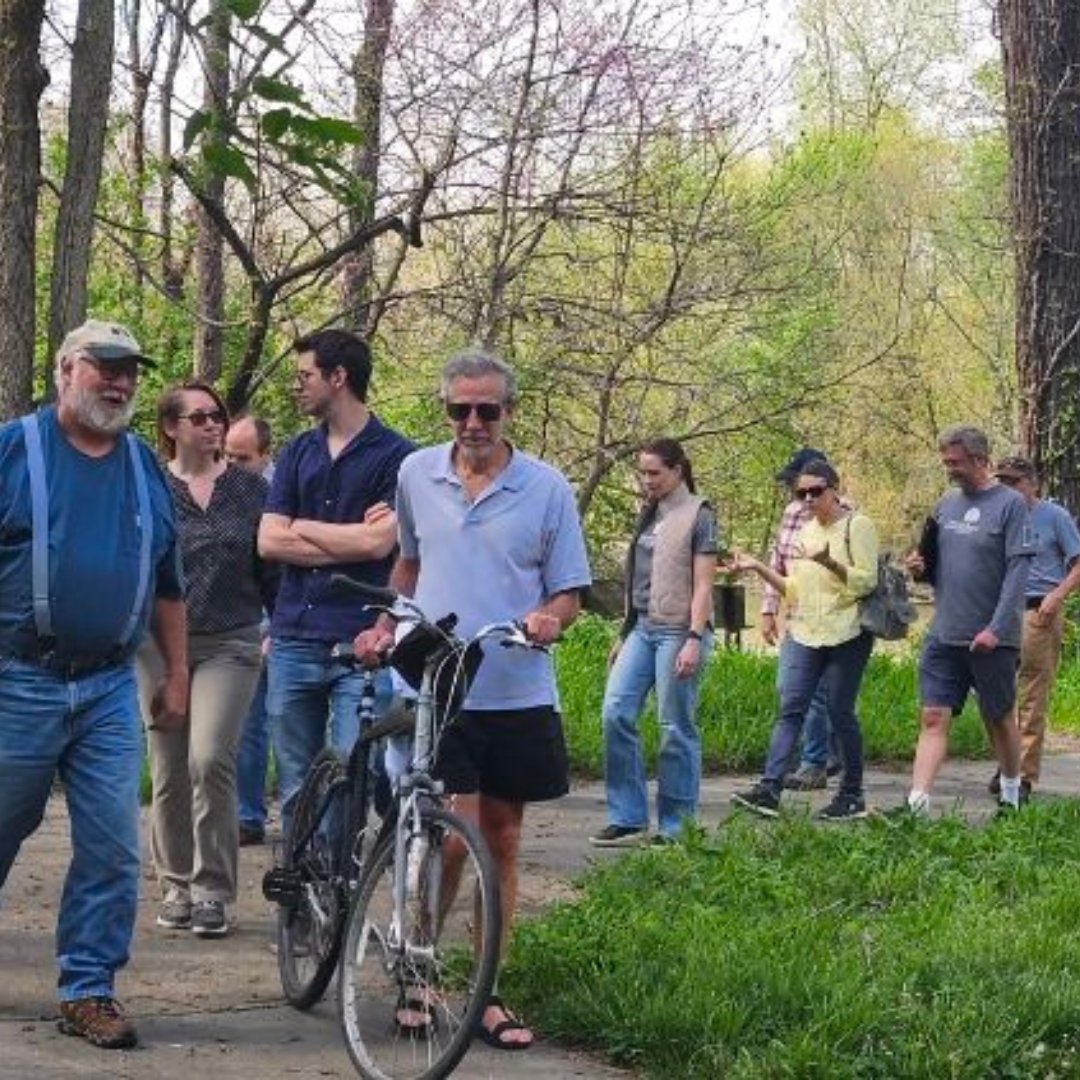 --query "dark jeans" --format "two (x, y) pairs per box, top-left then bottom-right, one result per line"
(762, 632), (874, 798)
